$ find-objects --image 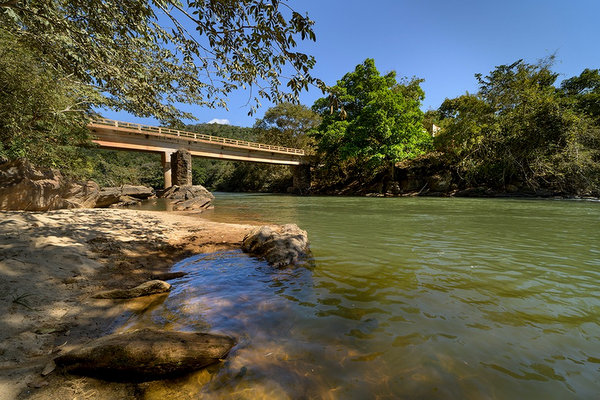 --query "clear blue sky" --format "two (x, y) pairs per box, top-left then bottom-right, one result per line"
(102, 0), (600, 127)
